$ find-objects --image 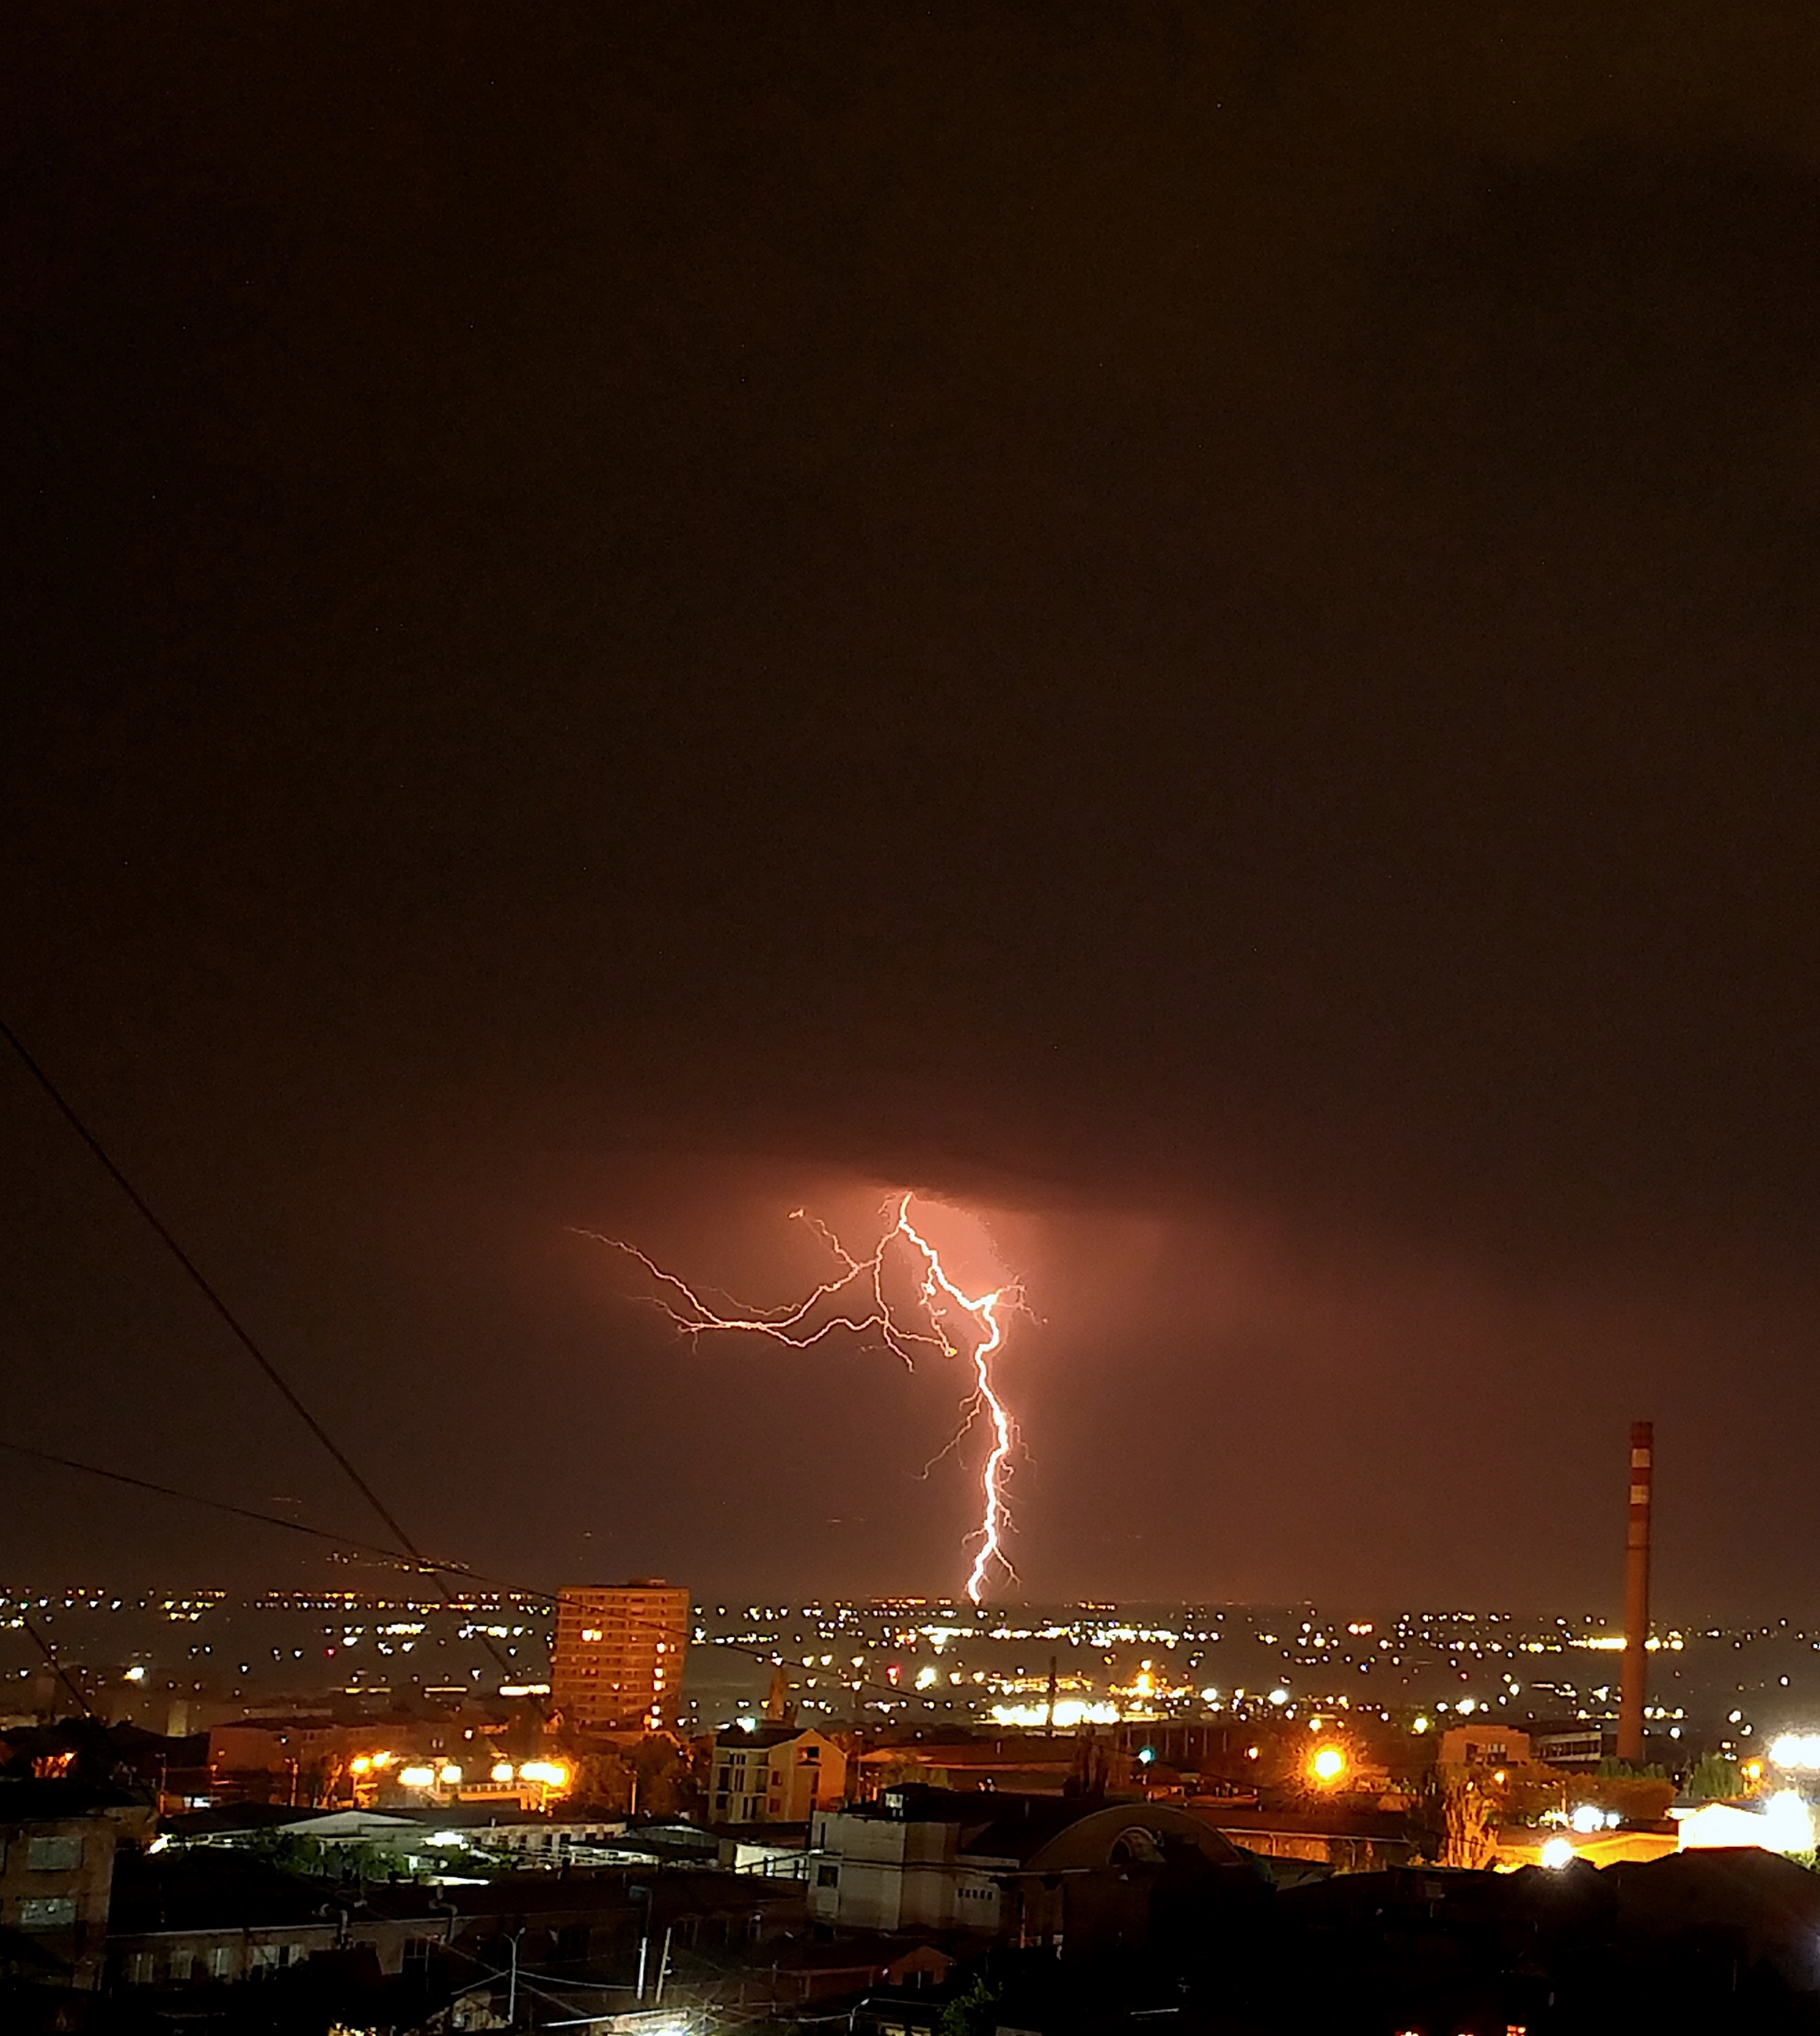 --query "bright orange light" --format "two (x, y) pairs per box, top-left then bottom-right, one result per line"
(591, 1193), (1021, 1603)
(349, 1756), (371, 1775)
(520, 1761), (569, 1788)
(399, 1765), (435, 1789)
(1310, 1745), (1346, 1784)
(491, 1762), (515, 1783)
(437, 1764), (461, 1784)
